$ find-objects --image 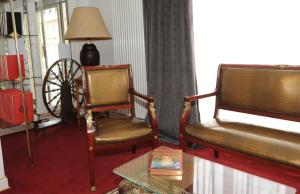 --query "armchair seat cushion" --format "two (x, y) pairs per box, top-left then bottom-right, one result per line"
(186, 119), (300, 167)
(94, 117), (152, 144)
